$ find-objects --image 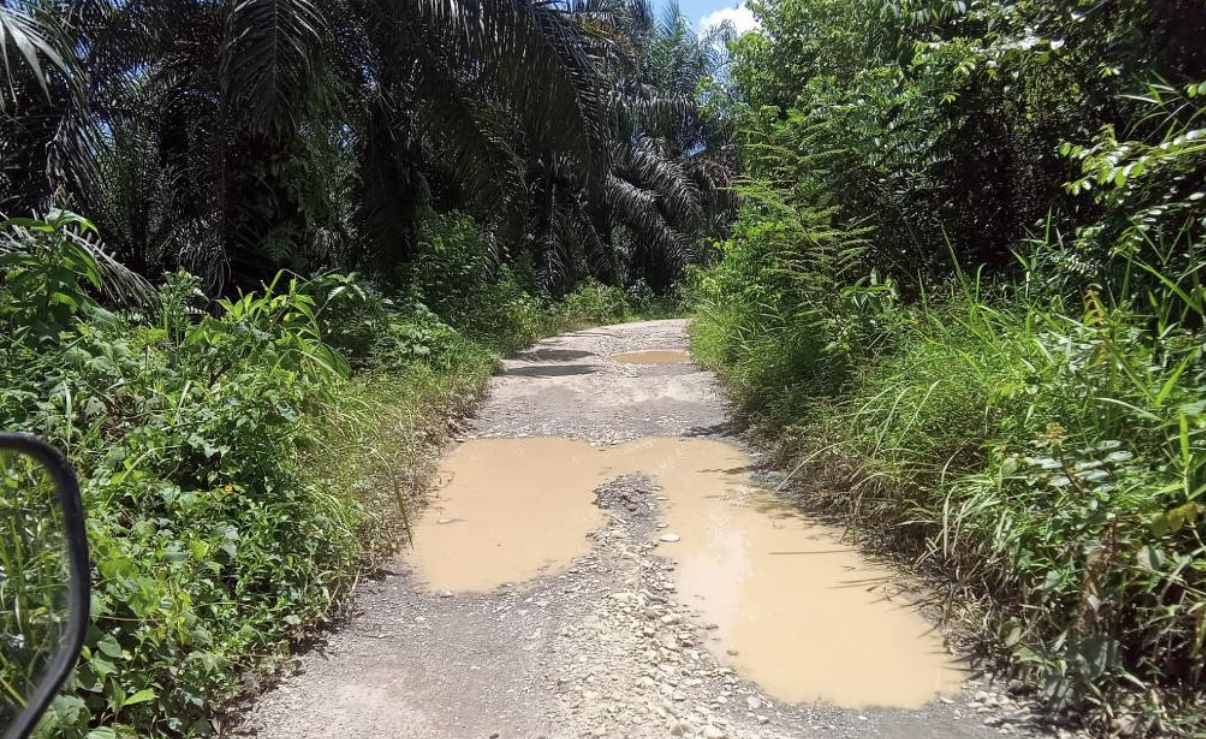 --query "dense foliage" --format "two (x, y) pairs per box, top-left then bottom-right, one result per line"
(7, 0), (1206, 732)
(692, 0), (1206, 733)
(0, 0), (734, 295)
